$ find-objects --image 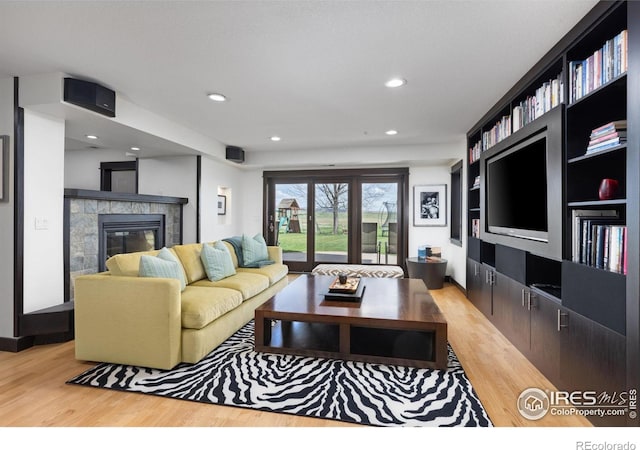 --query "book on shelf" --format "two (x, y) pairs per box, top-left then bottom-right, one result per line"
(586, 138), (625, 153)
(577, 217), (626, 273)
(469, 140), (481, 164)
(481, 114), (511, 151)
(591, 120), (627, 135)
(569, 29), (628, 103)
(588, 131), (626, 145)
(512, 73), (563, 133)
(471, 219), (480, 238)
(584, 120), (627, 155)
(571, 209), (617, 263)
